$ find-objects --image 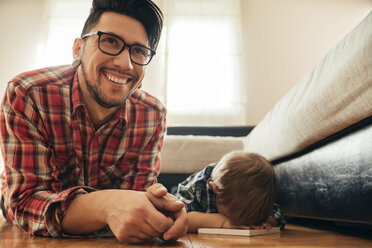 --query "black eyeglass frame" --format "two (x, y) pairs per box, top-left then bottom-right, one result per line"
(81, 31), (156, 66)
